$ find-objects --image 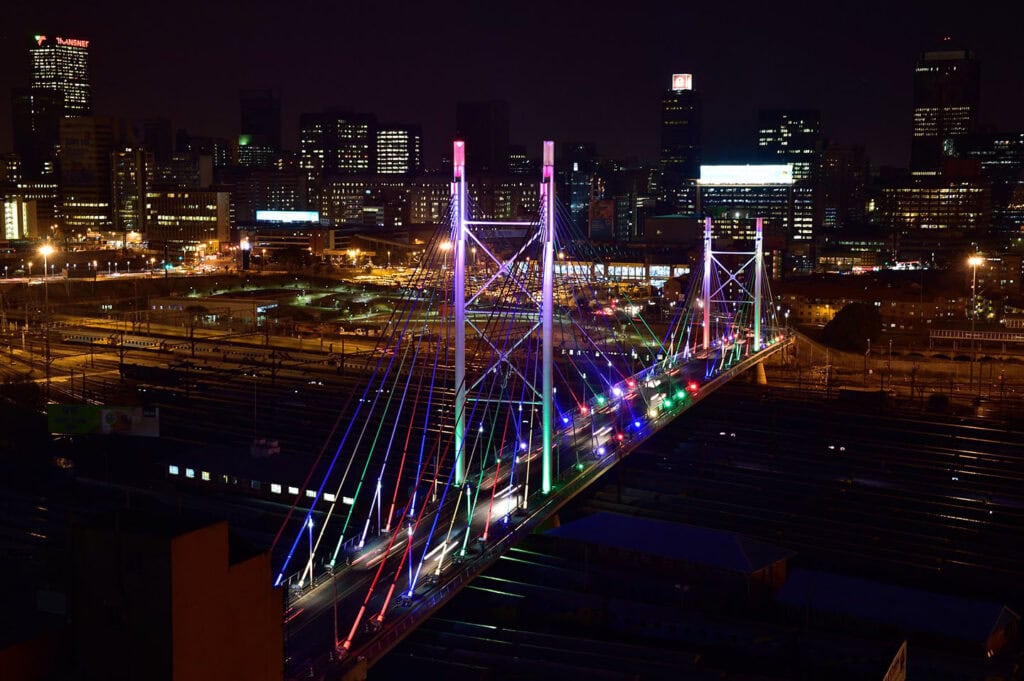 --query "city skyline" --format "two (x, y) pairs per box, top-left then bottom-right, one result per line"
(3, 2), (1023, 169)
